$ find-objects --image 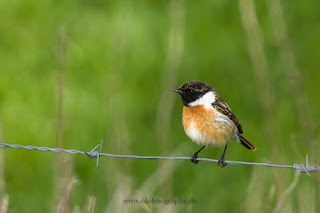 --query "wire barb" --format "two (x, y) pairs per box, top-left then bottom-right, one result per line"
(0, 141), (319, 175)
(84, 140), (103, 168)
(292, 154), (318, 176)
